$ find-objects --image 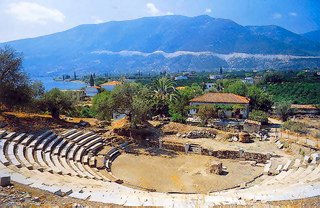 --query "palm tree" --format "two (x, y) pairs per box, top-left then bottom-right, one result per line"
(150, 77), (178, 116)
